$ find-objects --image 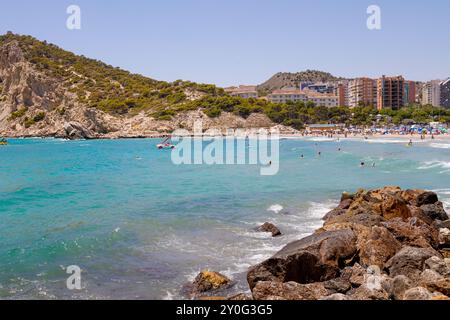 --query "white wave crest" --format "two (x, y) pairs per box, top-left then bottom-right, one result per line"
(429, 143), (450, 149)
(267, 204), (284, 214)
(418, 161), (450, 171)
